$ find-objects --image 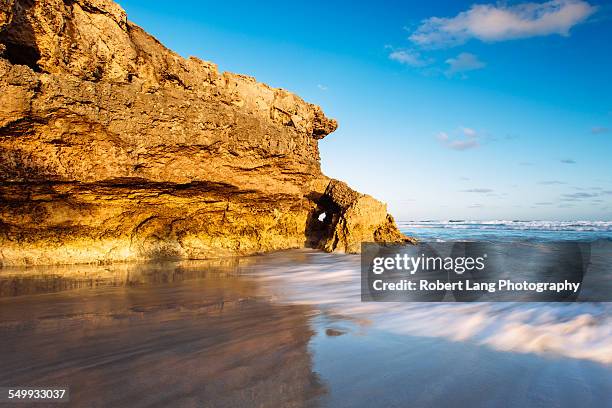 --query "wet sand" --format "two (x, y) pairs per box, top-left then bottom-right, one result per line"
(0, 250), (610, 407)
